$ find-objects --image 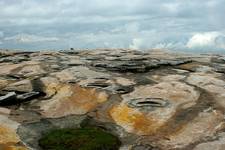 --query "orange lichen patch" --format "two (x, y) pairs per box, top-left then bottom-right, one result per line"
(41, 77), (61, 98)
(0, 125), (27, 150)
(40, 84), (108, 118)
(0, 125), (19, 144)
(0, 144), (27, 150)
(110, 82), (200, 136)
(109, 104), (162, 135)
(60, 85), (108, 111)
